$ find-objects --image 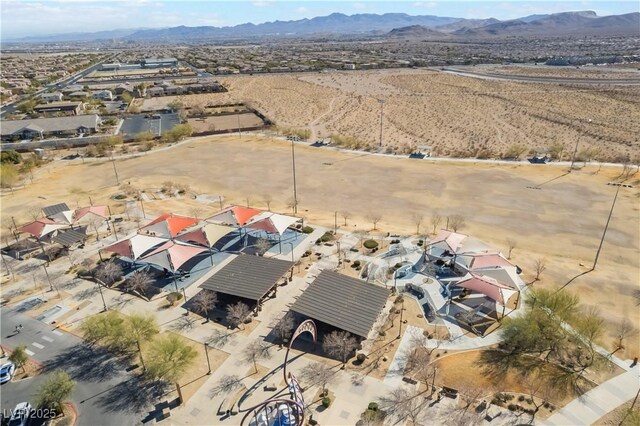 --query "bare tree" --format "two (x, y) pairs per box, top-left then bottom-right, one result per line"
(340, 210), (351, 226)
(506, 238), (517, 260)
(611, 318), (638, 356)
(322, 330), (359, 366)
(27, 206), (43, 221)
(226, 302), (251, 330)
(533, 258), (547, 281)
(87, 215), (104, 241)
(271, 312), (295, 344)
(366, 213), (383, 231)
(430, 212), (442, 234)
(125, 270), (153, 300)
(523, 371), (558, 424)
(411, 213), (424, 235)
(262, 195), (273, 211)
(192, 290), (218, 322)
(94, 261), (123, 287)
(379, 387), (428, 425)
(300, 362), (336, 395)
(189, 206), (204, 220)
(448, 214), (465, 232)
(286, 197), (299, 214)
(457, 378), (488, 417)
(254, 238), (271, 256)
(243, 340), (272, 374)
